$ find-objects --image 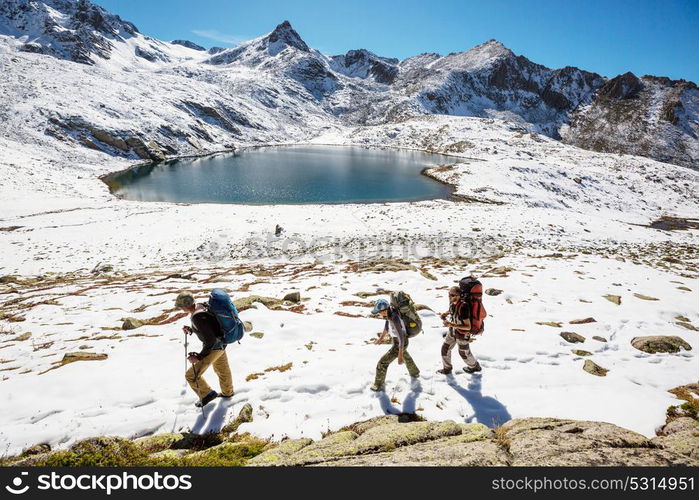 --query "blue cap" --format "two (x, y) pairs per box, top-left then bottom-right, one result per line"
(371, 299), (389, 315)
